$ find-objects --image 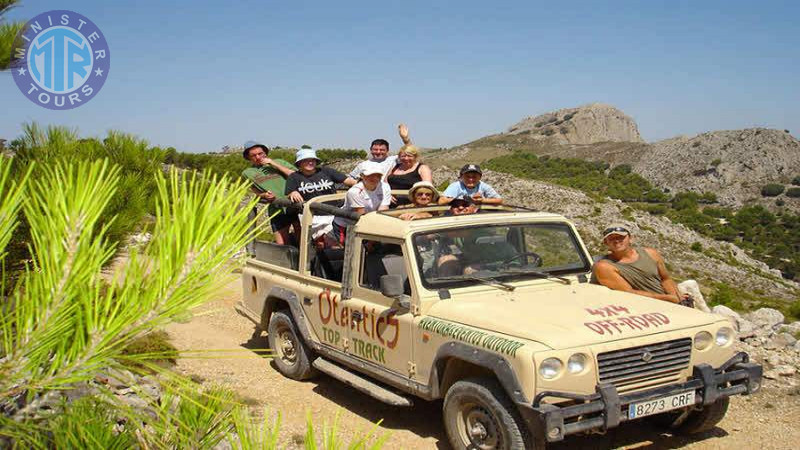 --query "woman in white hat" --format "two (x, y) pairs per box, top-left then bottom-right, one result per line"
(397, 180), (440, 220)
